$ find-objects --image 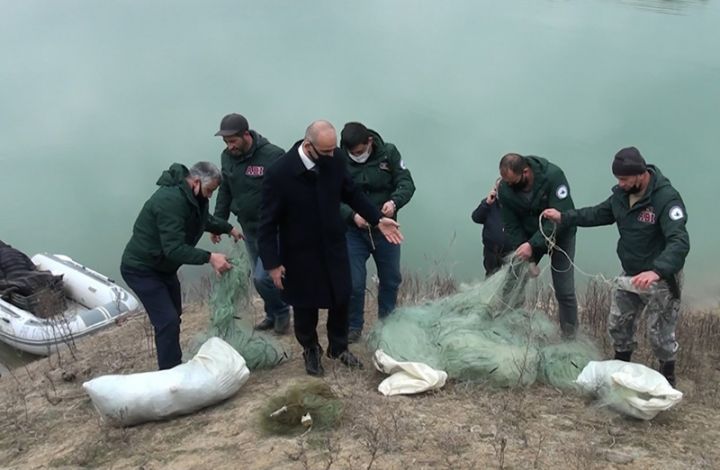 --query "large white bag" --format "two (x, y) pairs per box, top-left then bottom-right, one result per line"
(83, 337), (250, 426)
(373, 349), (447, 396)
(576, 360), (682, 420)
